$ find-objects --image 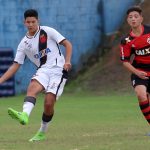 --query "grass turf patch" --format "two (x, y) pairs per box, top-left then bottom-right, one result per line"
(0, 93), (150, 150)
